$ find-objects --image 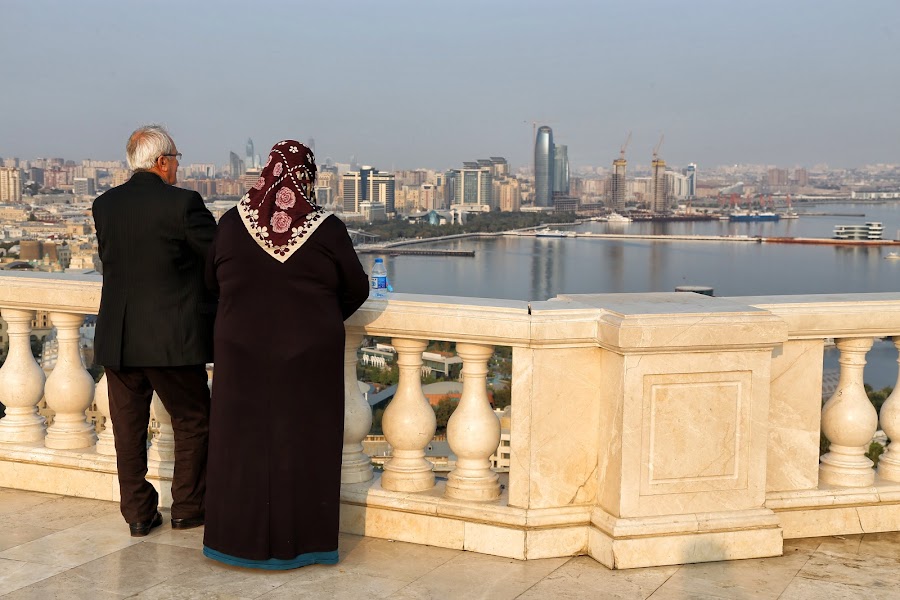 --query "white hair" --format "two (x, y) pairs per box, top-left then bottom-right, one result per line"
(126, 125), (175, 171)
